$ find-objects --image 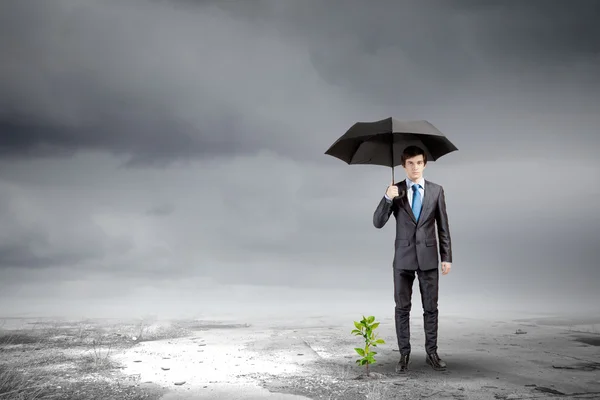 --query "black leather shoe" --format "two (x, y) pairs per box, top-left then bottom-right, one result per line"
(395, 353), (410, 373)
(426, 352), (447, 370)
